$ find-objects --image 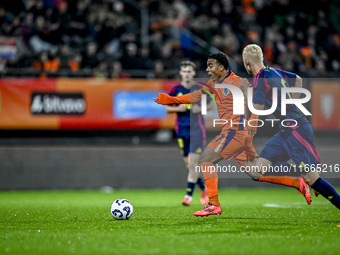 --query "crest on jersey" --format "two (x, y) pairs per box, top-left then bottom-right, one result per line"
(321, 93), (334, 120)
(223, 88), (229, 96)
